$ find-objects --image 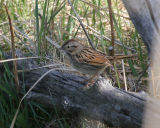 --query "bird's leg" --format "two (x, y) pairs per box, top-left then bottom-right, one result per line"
(84, 74), (98, 87)
(84, 66), (108, 87)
